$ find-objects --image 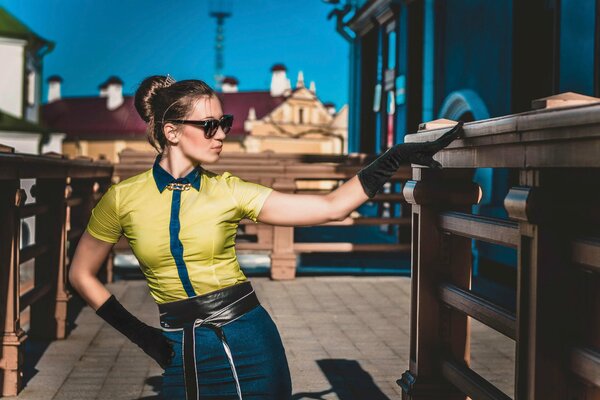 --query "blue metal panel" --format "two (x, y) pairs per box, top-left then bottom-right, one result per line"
(560, 0), (596, 94)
